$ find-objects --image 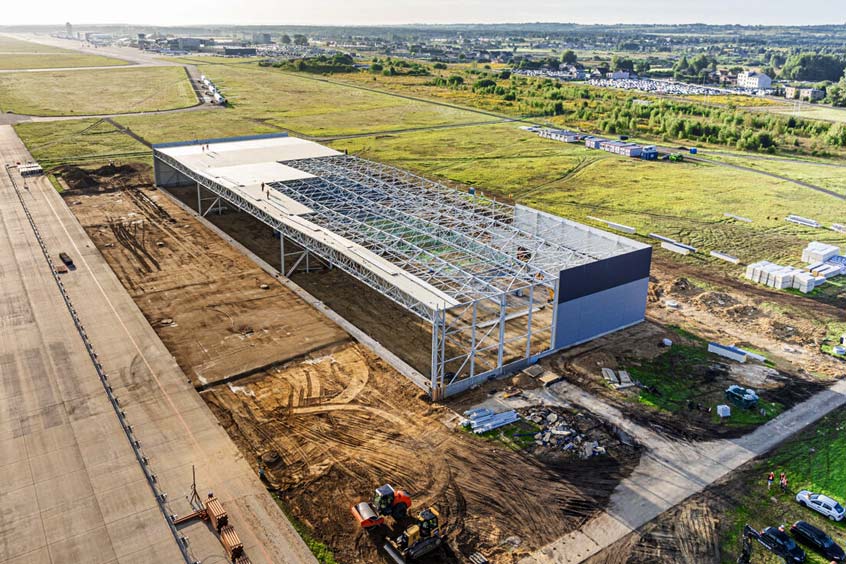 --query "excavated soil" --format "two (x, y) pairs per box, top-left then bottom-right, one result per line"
(63, 169), (641, 563)
(62, 167), (349, 387)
